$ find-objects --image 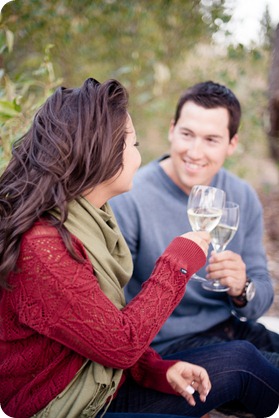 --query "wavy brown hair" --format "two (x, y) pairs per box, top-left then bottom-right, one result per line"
(0, 78), (129, 288)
